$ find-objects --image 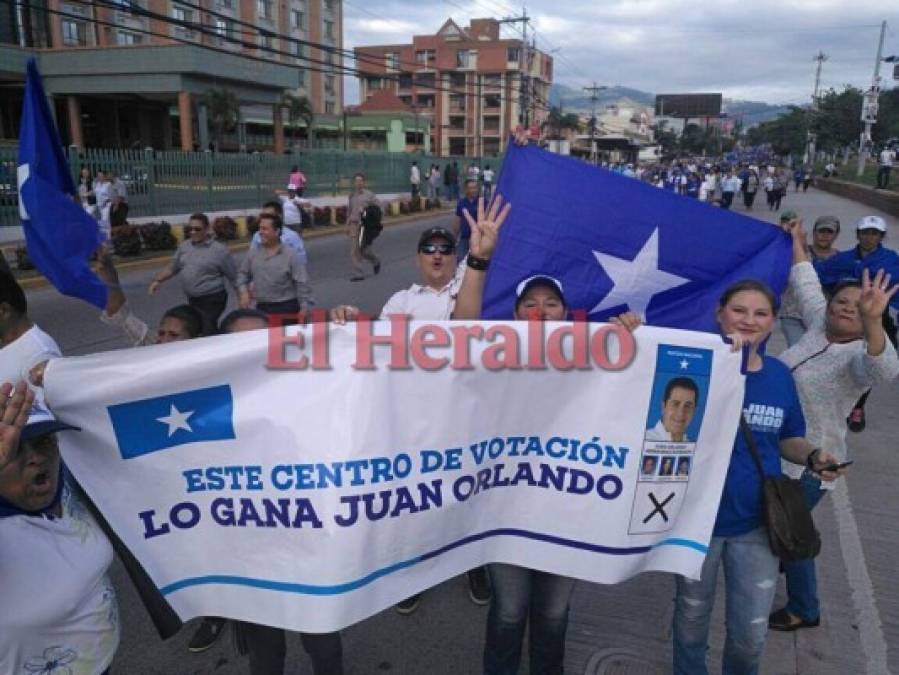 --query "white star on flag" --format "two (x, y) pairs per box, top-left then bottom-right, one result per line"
(680, 359), (689, 370)
(157, 404), (194, 437)
(590, 228), (691, 318)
